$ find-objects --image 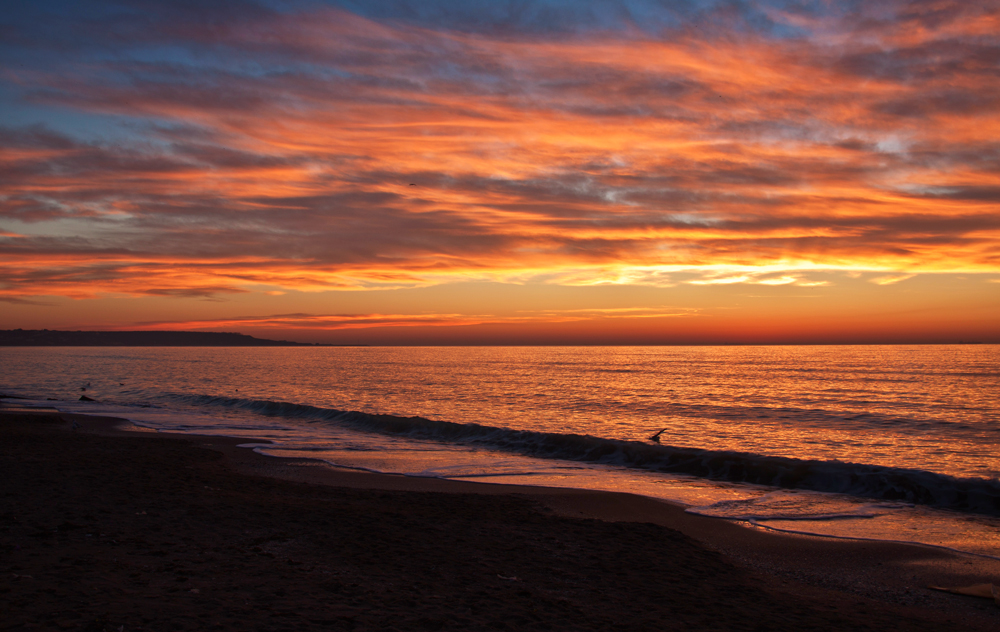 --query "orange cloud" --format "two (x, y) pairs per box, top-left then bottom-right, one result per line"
(1, 2), (998, 318)
(125, 304), (698, 333)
